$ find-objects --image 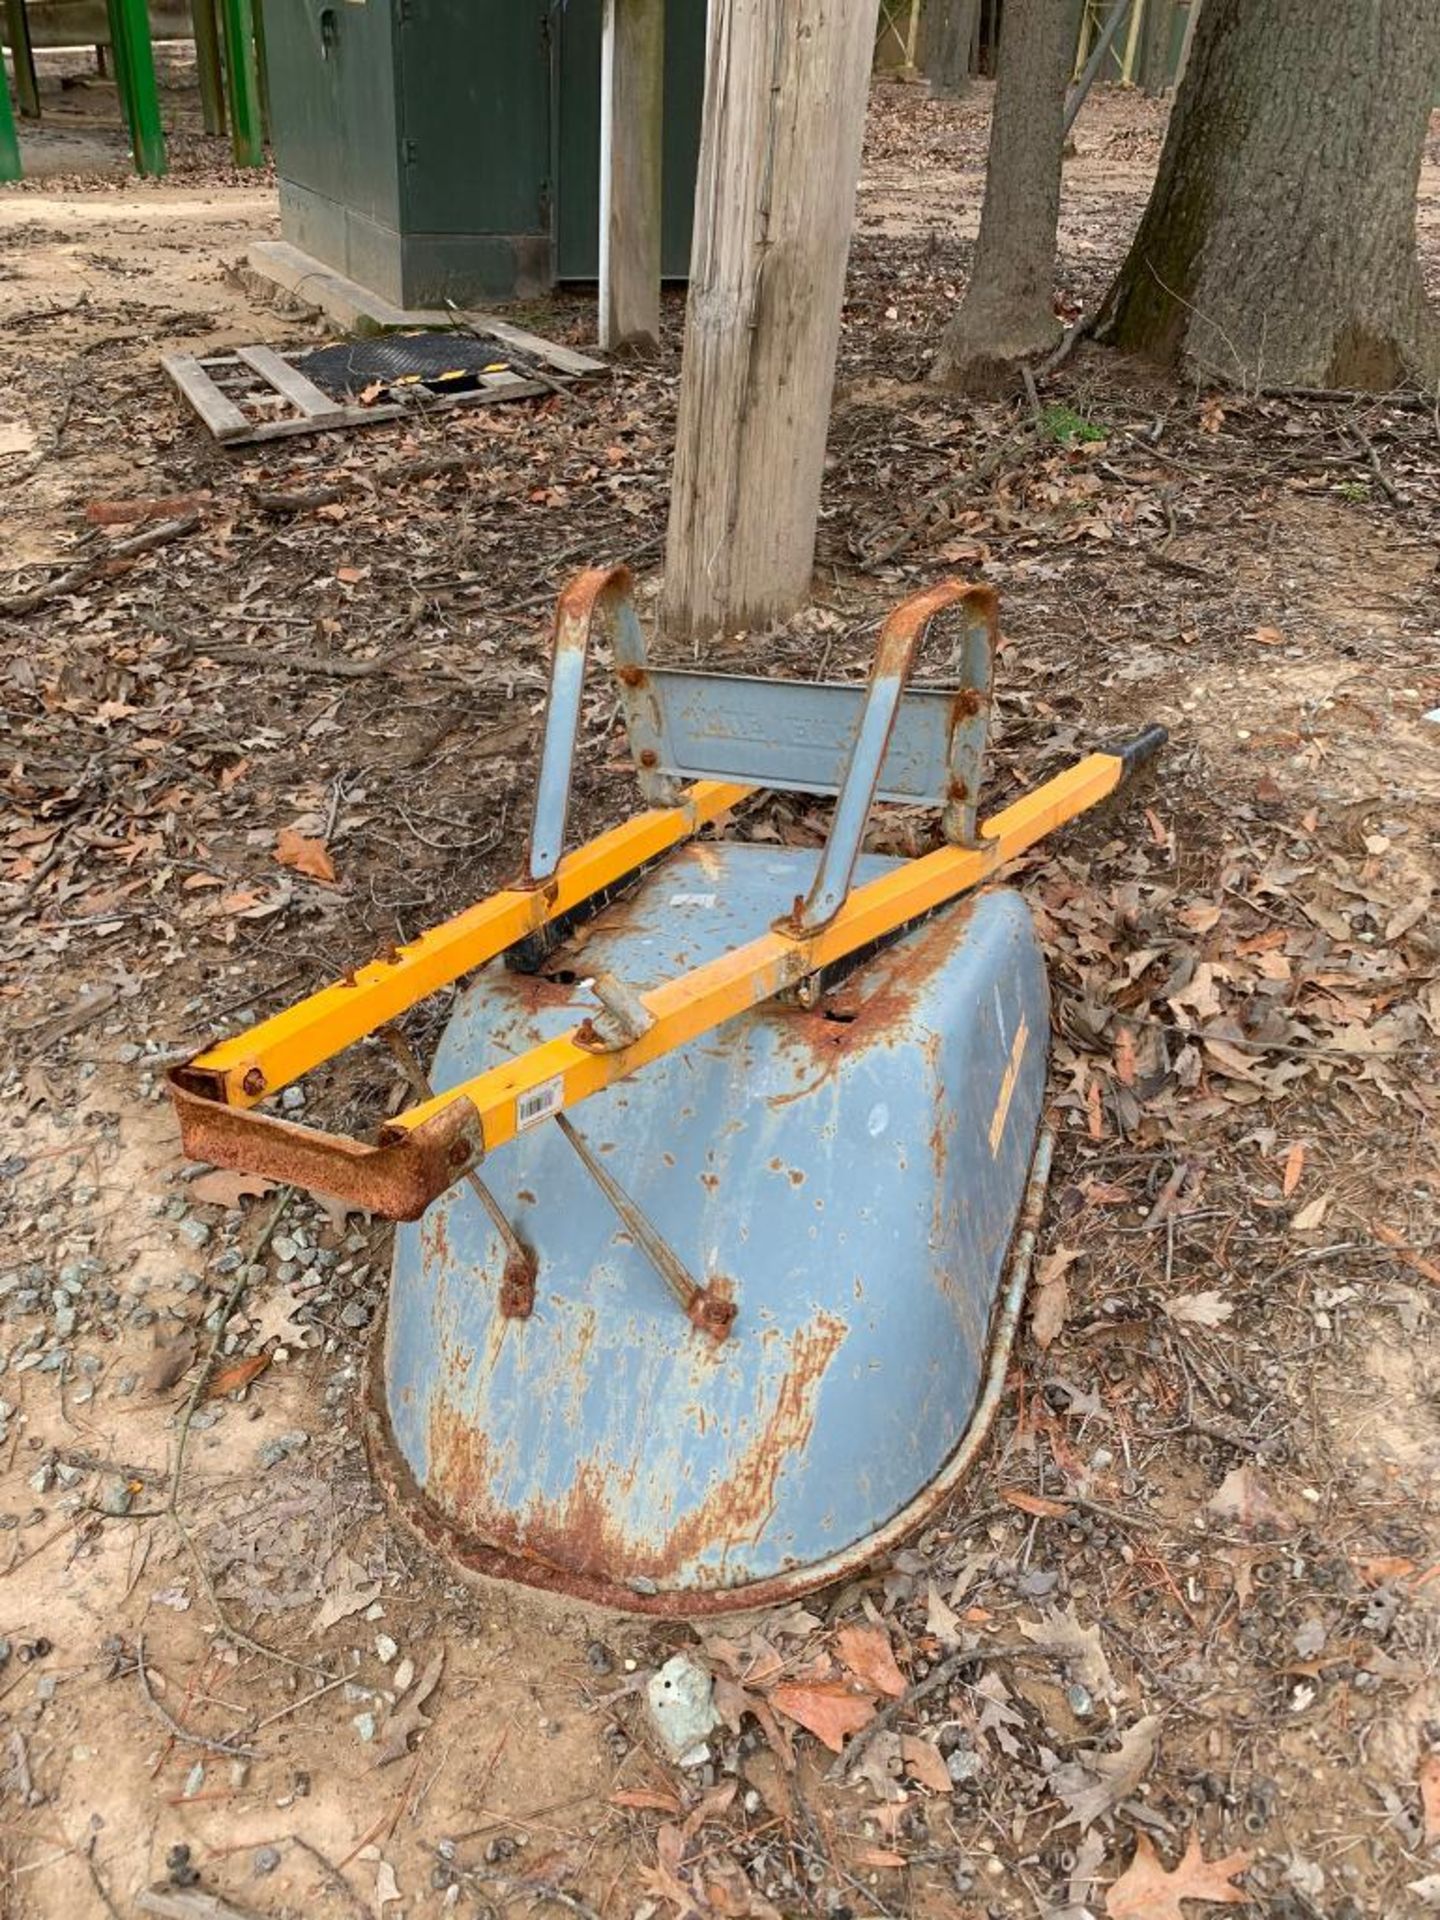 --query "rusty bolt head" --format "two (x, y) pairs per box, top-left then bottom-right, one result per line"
(953, 688), (984, 719)
(948, 777), (970, 801)
(241, 1068), (266, 1098)
(689, 1291), (738, 1343)
(638, 749), (659, 769)
(617, 664), (646, 687)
